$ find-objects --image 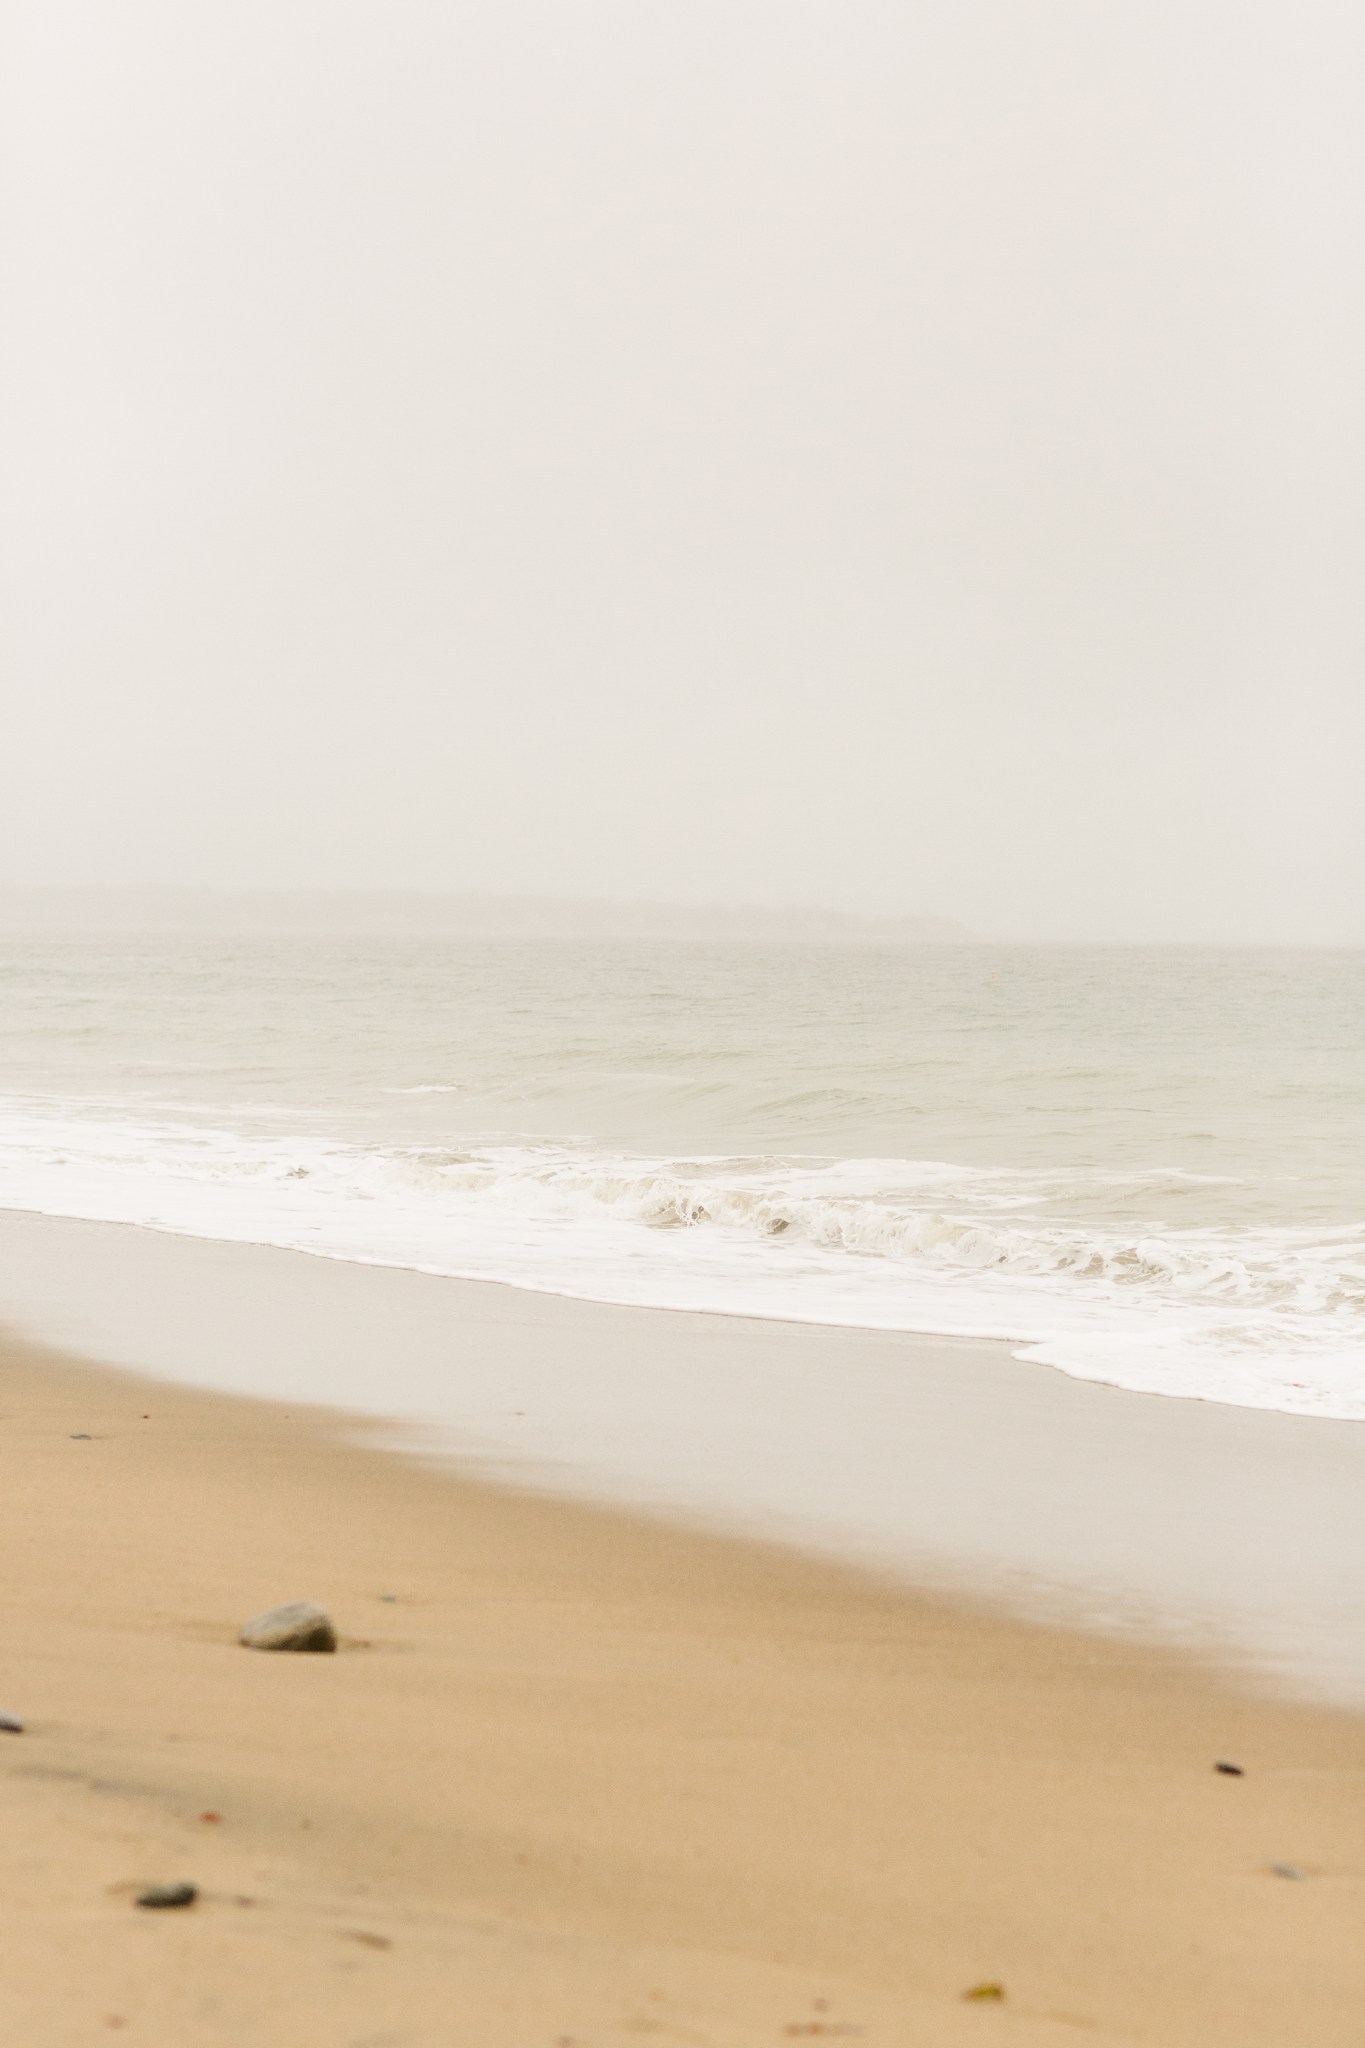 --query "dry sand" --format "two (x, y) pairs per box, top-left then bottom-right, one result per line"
(2, 1326), (1363, 2047)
